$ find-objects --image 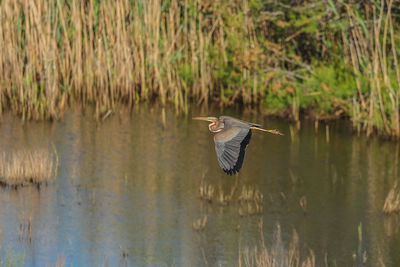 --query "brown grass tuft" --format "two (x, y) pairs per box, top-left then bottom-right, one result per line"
(0, 149), (56, 187)
(238, 185), (264, 216)
(199, 179), (215, 202)
(239, 185), (264, 204)
(239, 224), (315, 267)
